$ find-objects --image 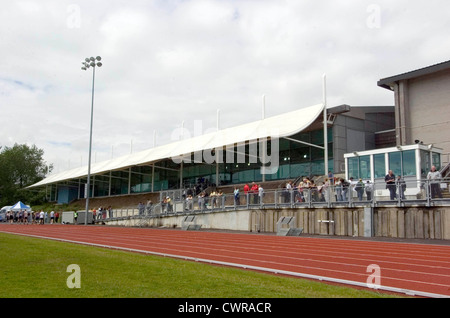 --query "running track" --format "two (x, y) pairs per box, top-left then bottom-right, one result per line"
(1, 224), (449, 298)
